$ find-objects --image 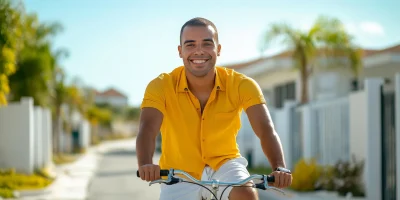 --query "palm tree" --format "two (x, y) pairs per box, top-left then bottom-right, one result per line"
(261, 16), (362, 104)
